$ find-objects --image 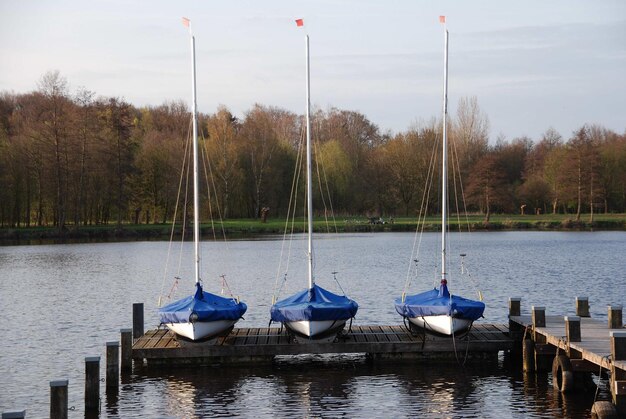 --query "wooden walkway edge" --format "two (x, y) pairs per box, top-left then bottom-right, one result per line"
(510, 315), (626, 371)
